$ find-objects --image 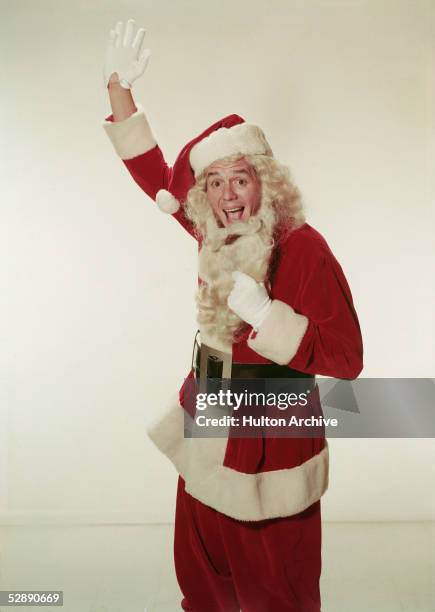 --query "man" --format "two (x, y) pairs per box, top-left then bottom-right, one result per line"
(102, 19), (363, 612)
